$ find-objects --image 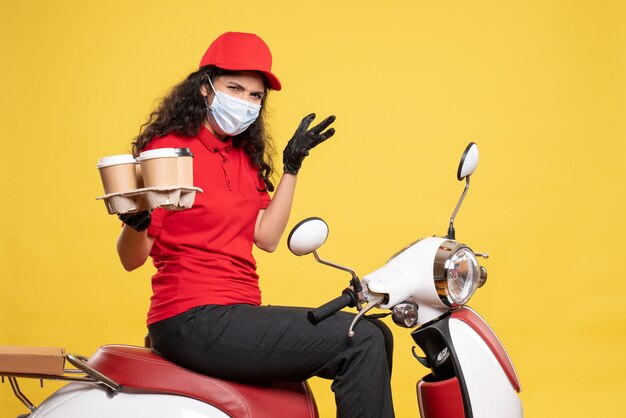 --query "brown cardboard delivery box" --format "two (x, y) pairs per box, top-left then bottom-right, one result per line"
(0, 346), (65, 376)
